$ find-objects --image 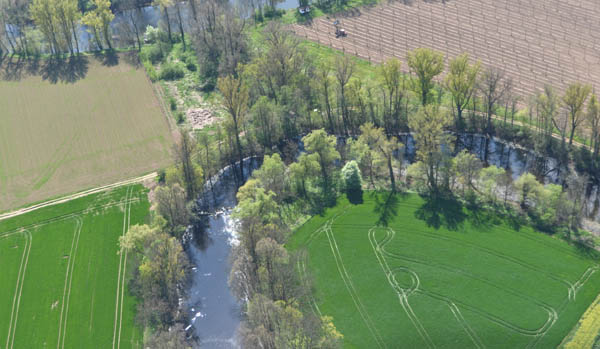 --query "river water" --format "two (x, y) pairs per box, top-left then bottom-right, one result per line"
(185, 159), (259, 349)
